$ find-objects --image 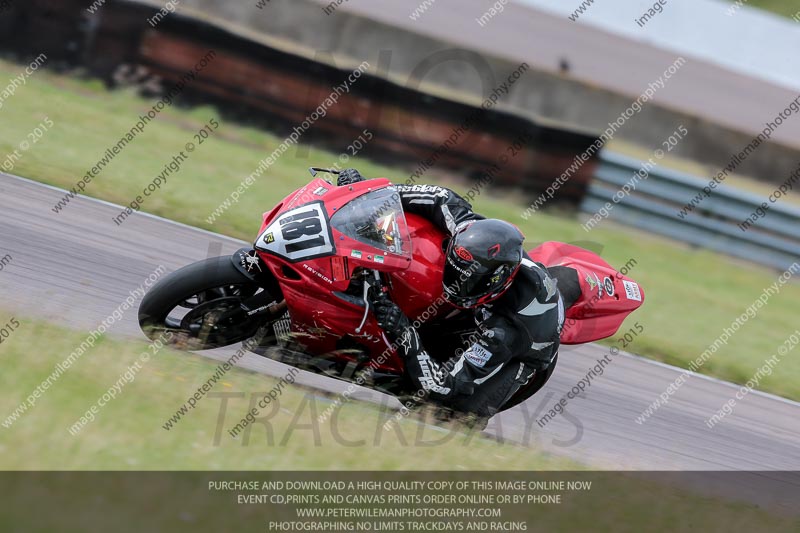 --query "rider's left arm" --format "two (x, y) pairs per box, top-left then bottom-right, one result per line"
(394, 184), (484, 235)
(336, 169), (482, 235)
